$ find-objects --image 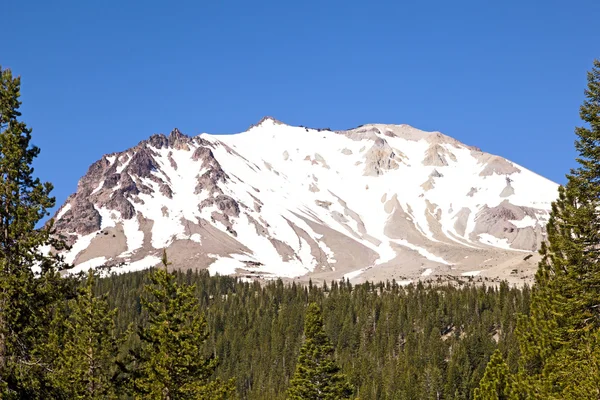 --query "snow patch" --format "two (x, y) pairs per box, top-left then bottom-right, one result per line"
(97, 207), (117, 229)
(117, 255), (162, 274)
(56, 204), (71, 220)
(69, 257), (108, 274)
(343, 269), (366, 280)
(116, 156), (132, 174)
(392, 239), (452, 265)
(64, 233), (97, 264)
(478, 233), (529, 252)
(91, 181), (104, 195)
(208, 257), (247, 276)
(122, 216), (144, 254)
(509, 215), (537, 228)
